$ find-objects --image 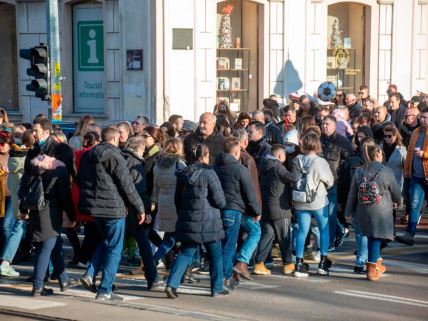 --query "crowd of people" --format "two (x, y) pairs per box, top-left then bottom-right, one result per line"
(0, 83), (427, 300)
